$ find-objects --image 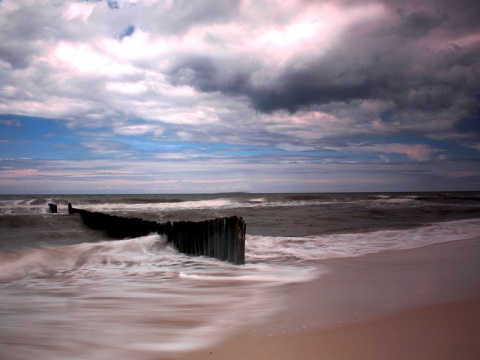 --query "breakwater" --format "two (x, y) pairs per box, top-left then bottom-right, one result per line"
(67, 203), (246, 265)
